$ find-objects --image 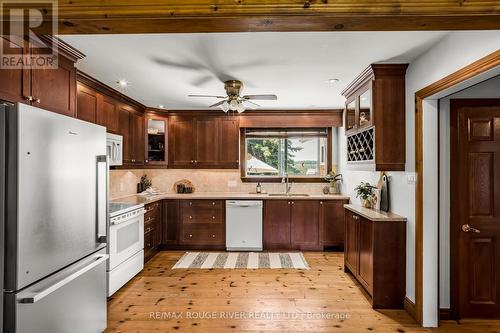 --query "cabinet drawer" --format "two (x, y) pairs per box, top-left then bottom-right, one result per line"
(144, 210), (160, 228)
(181, 200), (223, 224)
(145, 201), (161, 216)
(181, 224), (223, 244)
